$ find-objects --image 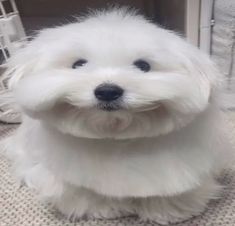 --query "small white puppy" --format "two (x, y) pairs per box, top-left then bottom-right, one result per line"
(2, 9), (231, 225)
